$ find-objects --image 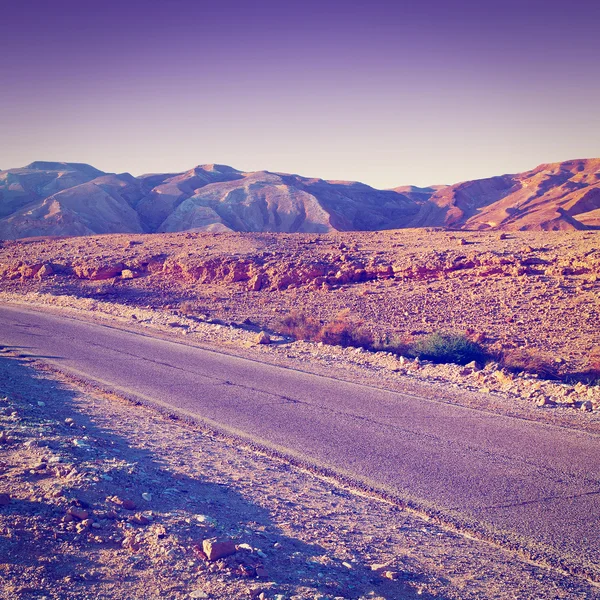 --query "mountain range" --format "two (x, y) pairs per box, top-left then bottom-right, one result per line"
(0, 158), (598, 239)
